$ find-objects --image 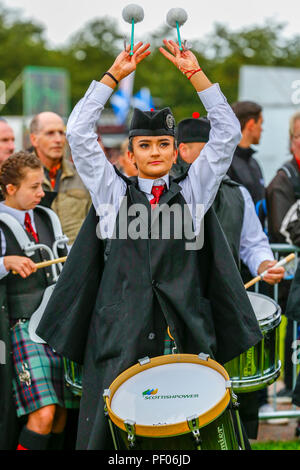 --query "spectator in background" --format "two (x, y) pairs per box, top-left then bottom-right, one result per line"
(266, 110), (300, 401)
(227, 101), (266, 227)
(118, 138), (138, 177)
(228, 101), (284, 419)
(29, 112), (91, 245)
(0, 118), (15, 166)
